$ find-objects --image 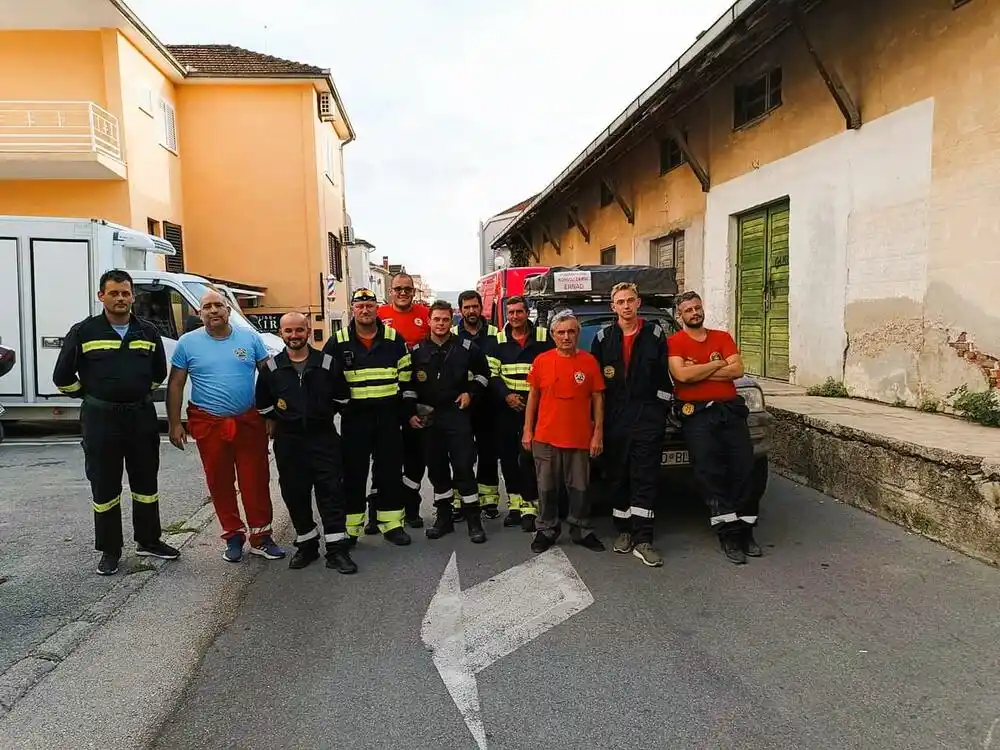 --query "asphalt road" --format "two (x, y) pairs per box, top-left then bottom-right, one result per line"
(0, 434), (212, 674)
(149, 475), (1000, 750)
